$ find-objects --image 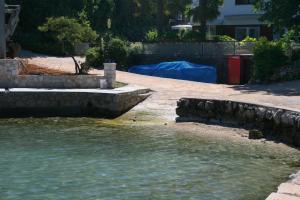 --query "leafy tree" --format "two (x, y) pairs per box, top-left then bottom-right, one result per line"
(192, 0), (223, 41)
(255, 0), (300, 31)
(38, 17), (98, 50)
(166, 0), (192, 23)
(82, 0), (115, 33)
(7, 0), (84, 32)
